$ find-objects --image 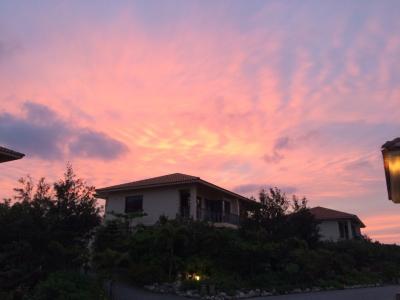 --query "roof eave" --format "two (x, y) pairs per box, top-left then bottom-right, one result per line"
(197, 179), (251, 202)
(0, 151), (25, 163)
